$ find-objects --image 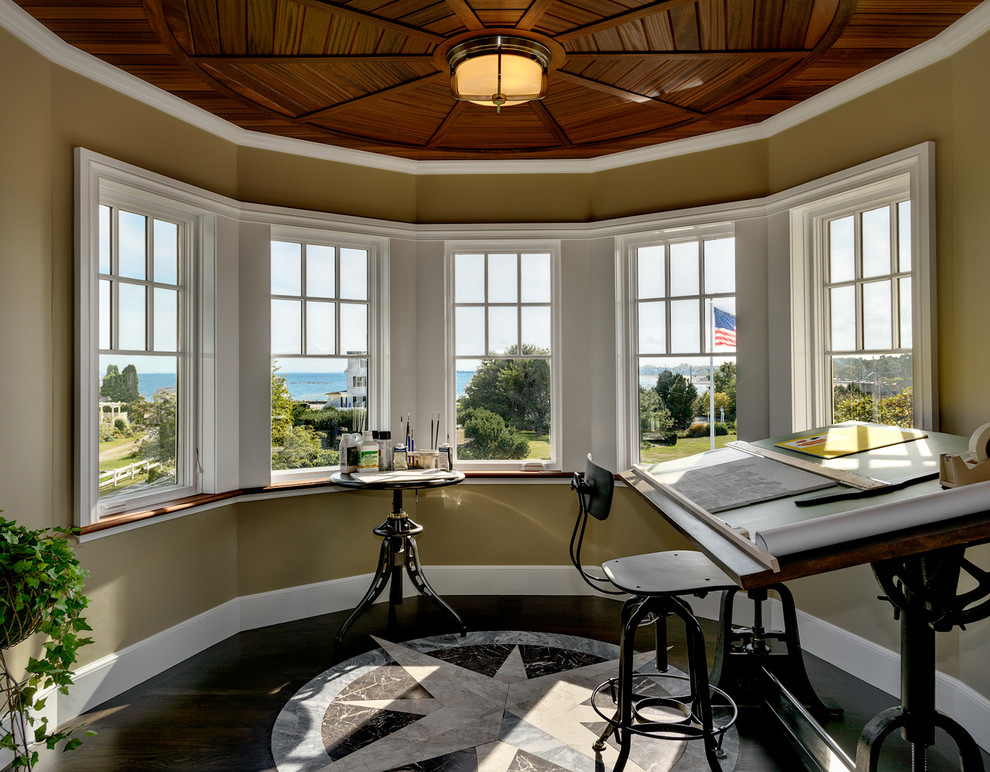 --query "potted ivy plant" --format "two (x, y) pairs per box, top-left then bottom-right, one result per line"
(0, 514), (93, 769)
